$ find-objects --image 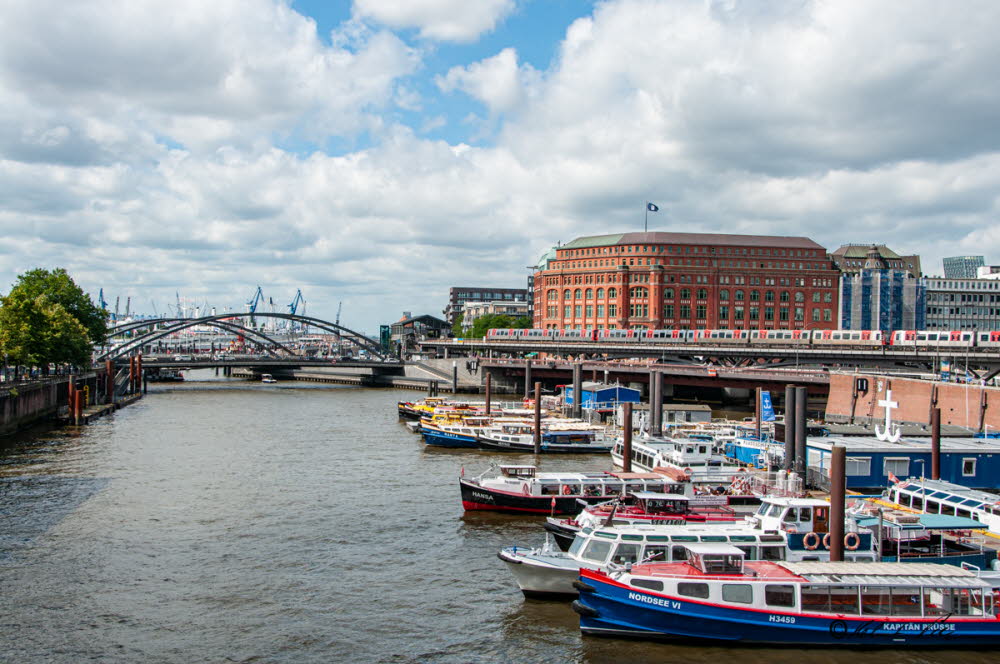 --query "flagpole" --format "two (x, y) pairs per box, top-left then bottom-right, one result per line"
(644, 202), (648, 233)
